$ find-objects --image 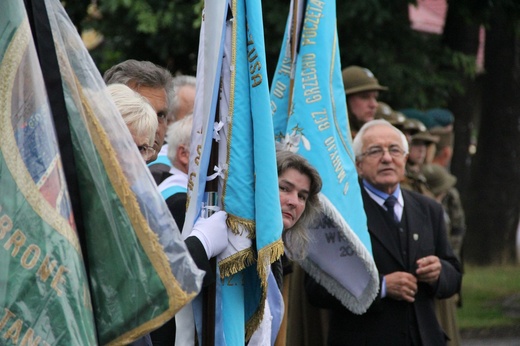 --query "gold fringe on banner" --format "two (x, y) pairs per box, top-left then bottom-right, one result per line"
(245, 238), (285, 341)
(226, 213), (256, 238)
